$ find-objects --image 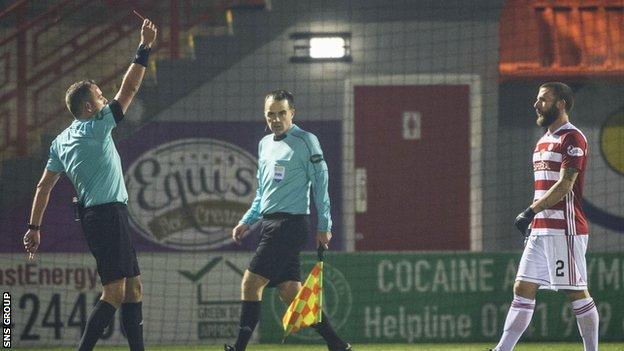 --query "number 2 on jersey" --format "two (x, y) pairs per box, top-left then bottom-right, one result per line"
(556, 260), (565, 277)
